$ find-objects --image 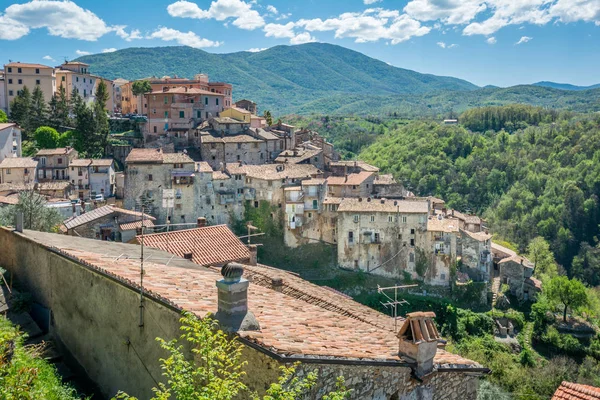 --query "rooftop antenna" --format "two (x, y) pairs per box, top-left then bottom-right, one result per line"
(377, 283), (418, 332)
